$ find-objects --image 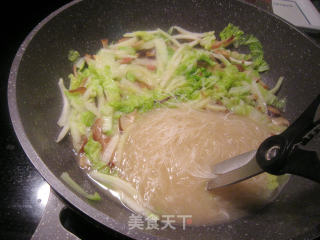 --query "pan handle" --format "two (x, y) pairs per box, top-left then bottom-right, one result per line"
(32, 189), (80, 240)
